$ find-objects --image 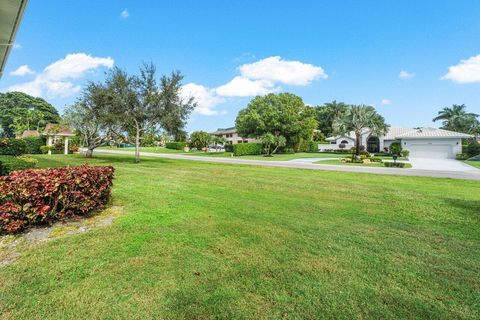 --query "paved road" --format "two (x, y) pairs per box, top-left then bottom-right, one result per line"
(88, 149), (480, 181)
